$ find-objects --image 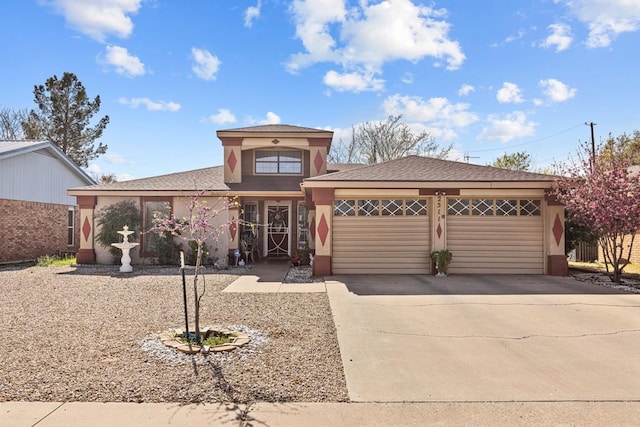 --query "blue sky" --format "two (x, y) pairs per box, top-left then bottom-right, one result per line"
(1, 0), (639, 180)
